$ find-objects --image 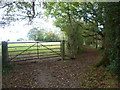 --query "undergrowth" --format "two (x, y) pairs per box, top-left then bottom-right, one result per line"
(81, 66), (118, 88)
(2, 63), (14, 76)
